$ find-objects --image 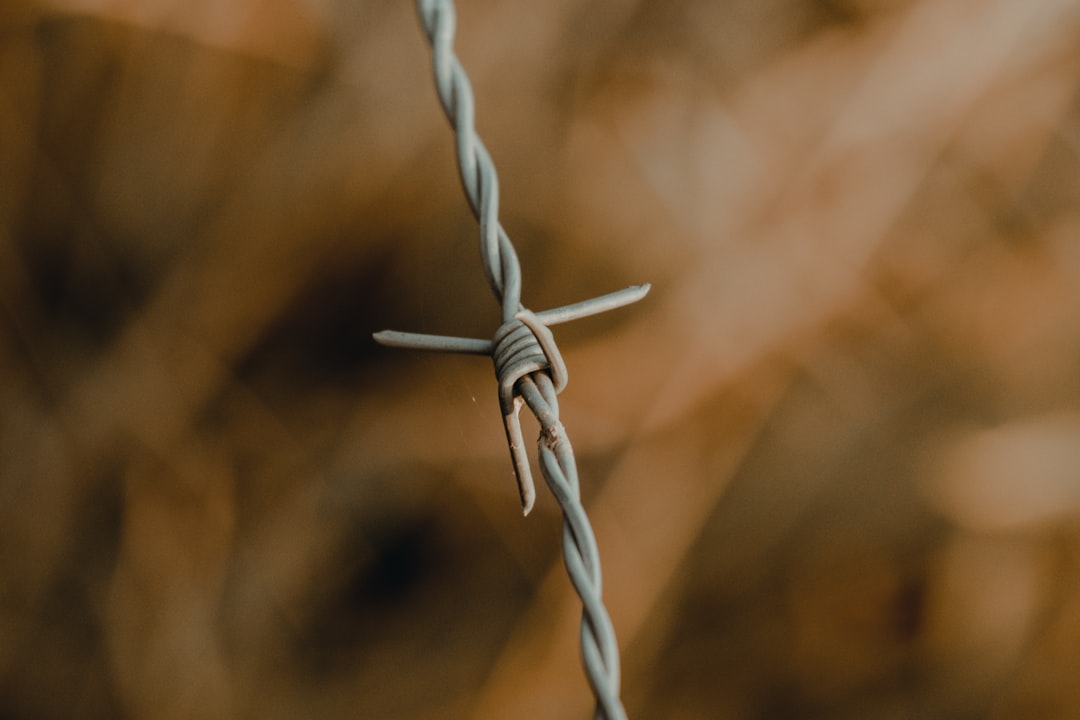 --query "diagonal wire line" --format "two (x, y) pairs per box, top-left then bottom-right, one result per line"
(371, 1), (646, 716)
